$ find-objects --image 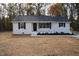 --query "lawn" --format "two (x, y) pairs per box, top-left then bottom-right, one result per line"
(0, 32), (79, 56)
